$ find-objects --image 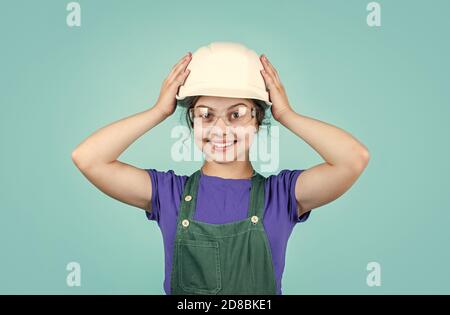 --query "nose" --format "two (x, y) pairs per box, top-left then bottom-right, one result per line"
(214, 116), (229, 129)
(209, 118), (233, 138)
